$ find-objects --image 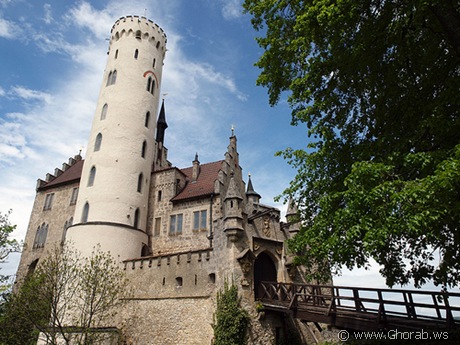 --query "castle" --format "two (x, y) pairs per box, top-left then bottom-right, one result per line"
(15, 16), (309, 344)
